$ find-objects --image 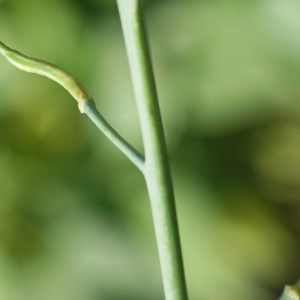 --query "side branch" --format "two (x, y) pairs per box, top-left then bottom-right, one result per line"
(81, 98), (145, 172)
(0, 40), (144, 172)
